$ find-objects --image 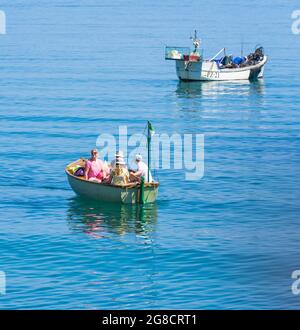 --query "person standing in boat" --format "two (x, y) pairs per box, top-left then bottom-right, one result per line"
(84, 149), (109, 183)
(130, 154), (153, 183)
